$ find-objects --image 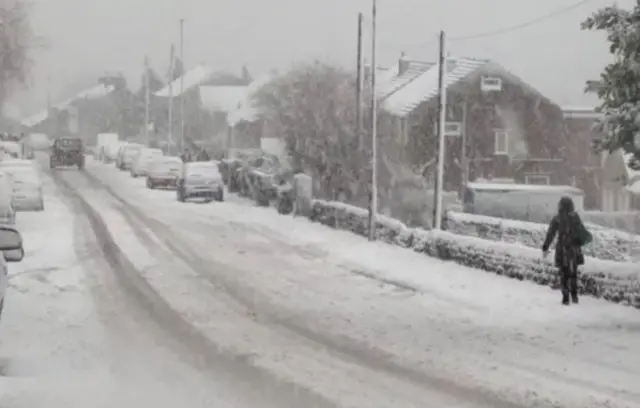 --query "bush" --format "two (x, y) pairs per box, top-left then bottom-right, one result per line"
(308, 200), (640, 309)
(444, 211), (639, 262)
